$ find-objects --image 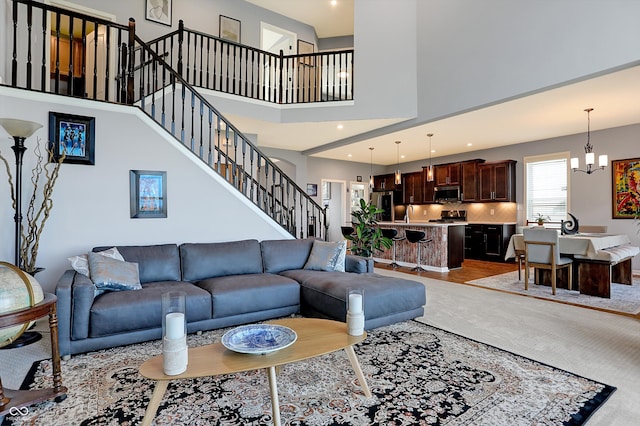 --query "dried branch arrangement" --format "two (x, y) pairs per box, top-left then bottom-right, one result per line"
(0, 138), (64, 273)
